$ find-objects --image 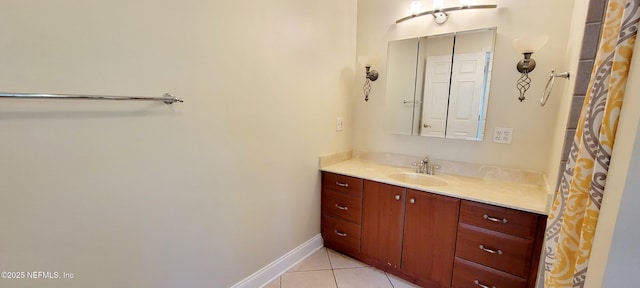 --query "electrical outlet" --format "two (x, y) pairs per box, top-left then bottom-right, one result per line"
(336, 118), (344, 131)
(493, 127), (513, 144)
